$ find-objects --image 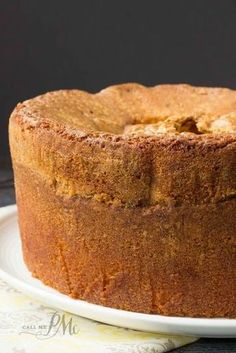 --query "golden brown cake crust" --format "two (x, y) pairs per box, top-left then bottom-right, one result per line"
(9, 83), (236, 318)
